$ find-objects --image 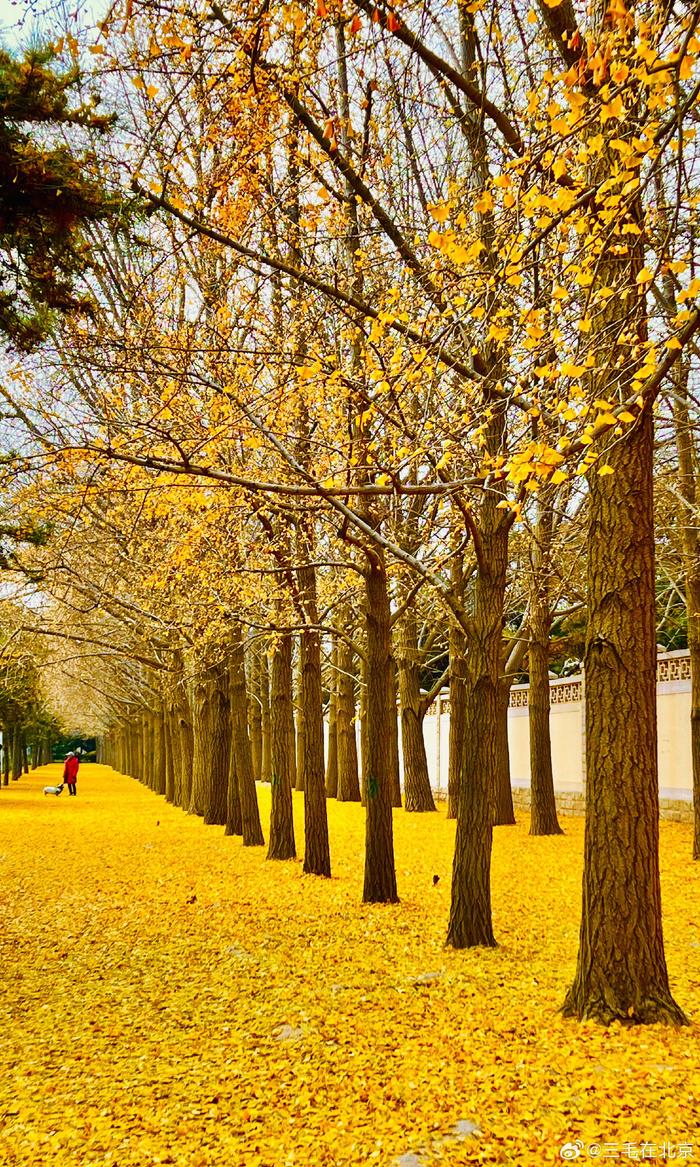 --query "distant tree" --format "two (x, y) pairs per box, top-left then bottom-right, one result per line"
(0, 45), (122, 347)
